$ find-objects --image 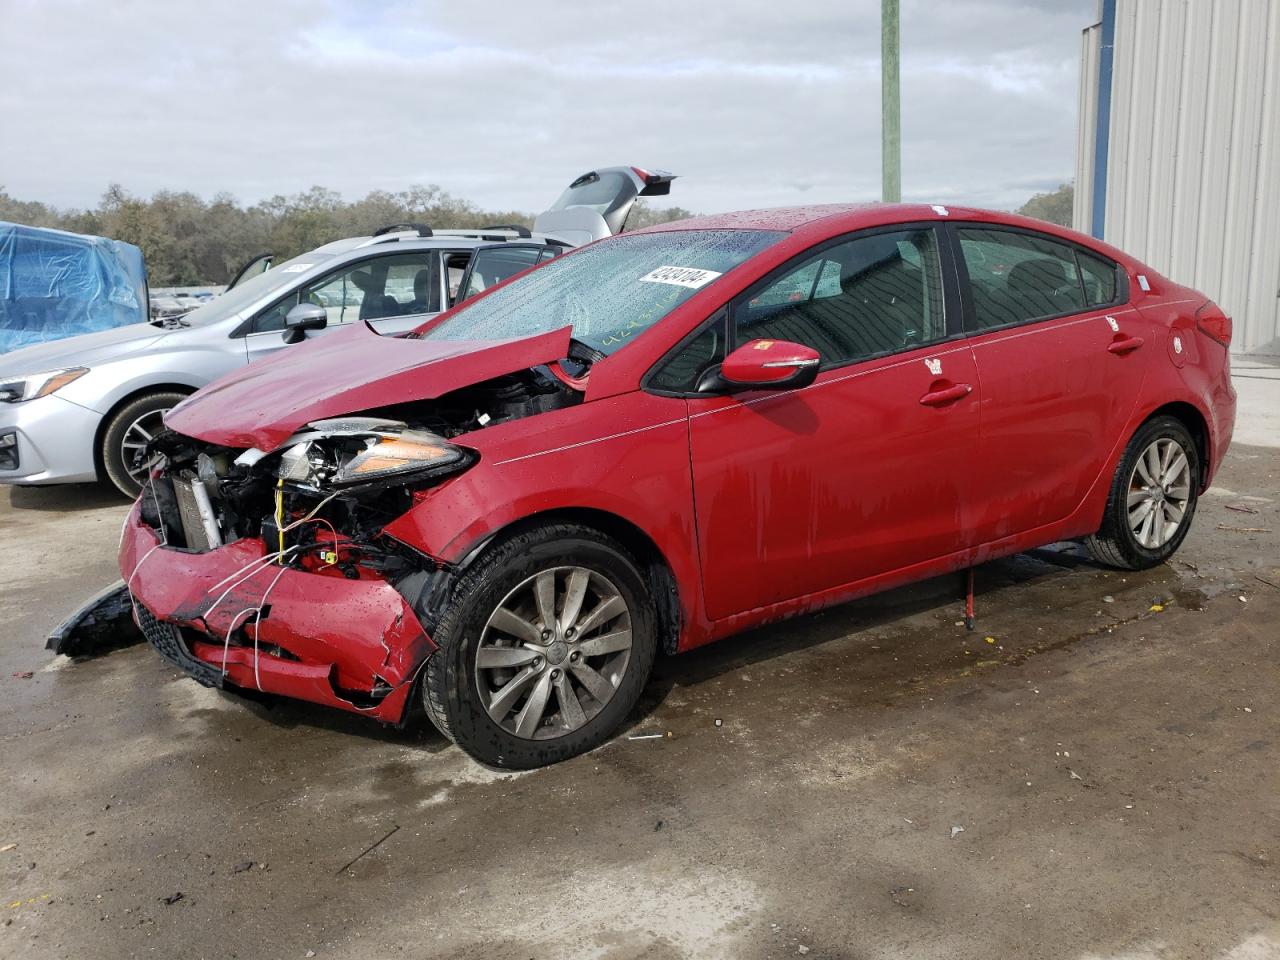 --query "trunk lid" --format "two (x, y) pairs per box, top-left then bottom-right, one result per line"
(533, 166), (676, 245)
